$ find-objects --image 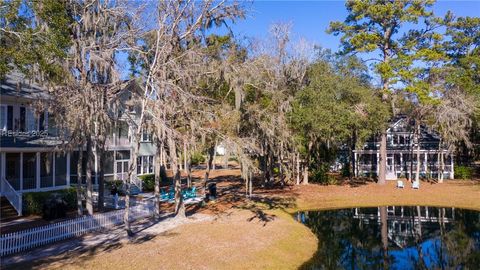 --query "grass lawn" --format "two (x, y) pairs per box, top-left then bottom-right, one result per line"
(7, 169), (480, 270)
